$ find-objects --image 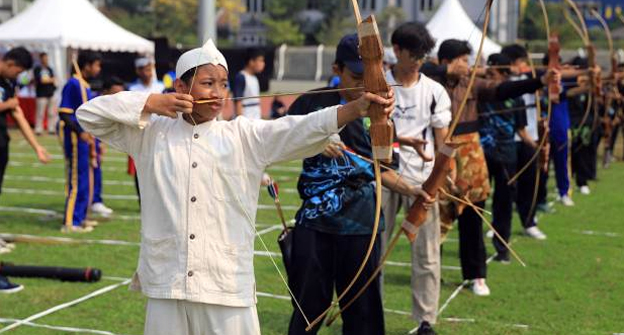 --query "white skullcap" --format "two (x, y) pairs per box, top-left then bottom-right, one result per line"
(134, 57), (153, 68)
(176, 39), (228, 78)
